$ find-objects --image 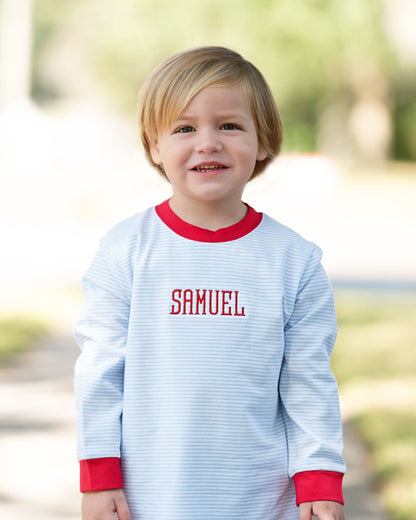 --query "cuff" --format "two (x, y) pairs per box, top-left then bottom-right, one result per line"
(292, 470), (344, 506)
(80, 457), (123, 492)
